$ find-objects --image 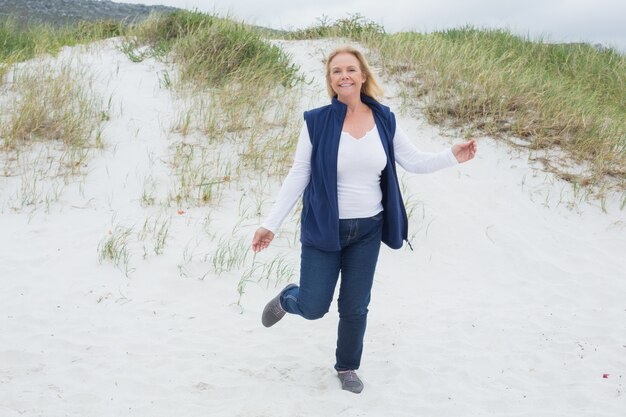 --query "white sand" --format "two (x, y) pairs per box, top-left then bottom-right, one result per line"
(1, 38), (625, 416)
